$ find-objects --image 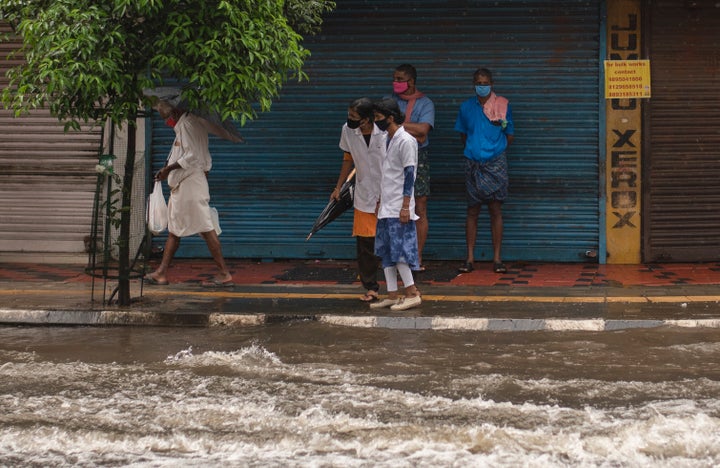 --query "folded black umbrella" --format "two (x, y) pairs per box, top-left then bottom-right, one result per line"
(306, 169), (356, 241)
